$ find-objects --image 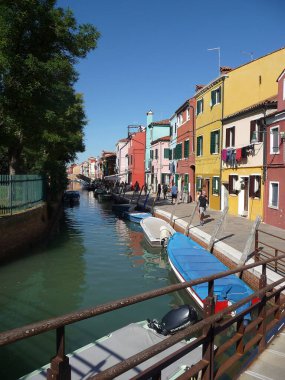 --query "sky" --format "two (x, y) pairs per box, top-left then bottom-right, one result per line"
(57, 0), (285, 163)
